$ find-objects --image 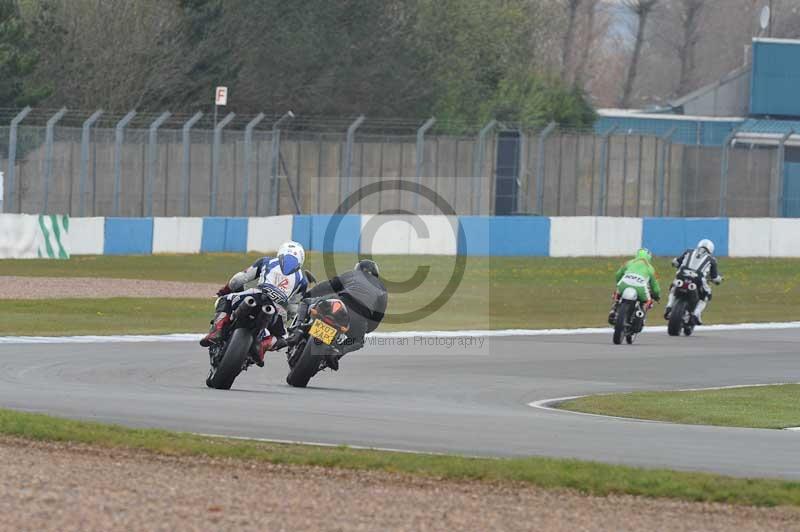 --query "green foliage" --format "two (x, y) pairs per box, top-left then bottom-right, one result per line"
(0, 0), (50, 106)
